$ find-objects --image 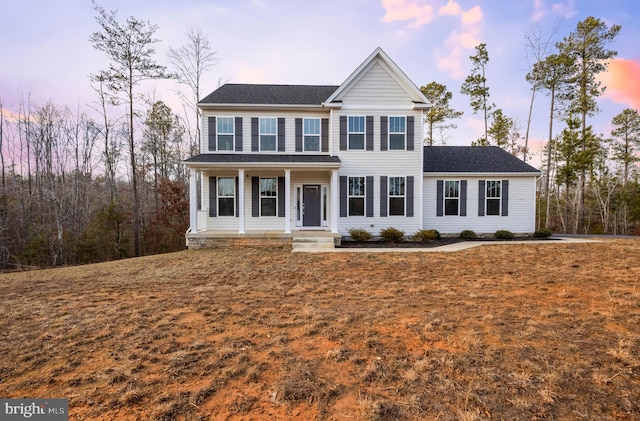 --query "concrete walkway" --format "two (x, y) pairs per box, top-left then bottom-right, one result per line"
(293, 236), (602, 253)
